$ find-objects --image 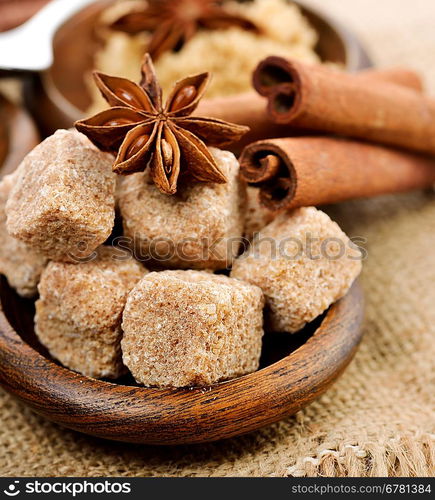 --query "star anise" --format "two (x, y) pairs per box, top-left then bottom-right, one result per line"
(110, 0), (260, 60)
(75, 54), (249, 195)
